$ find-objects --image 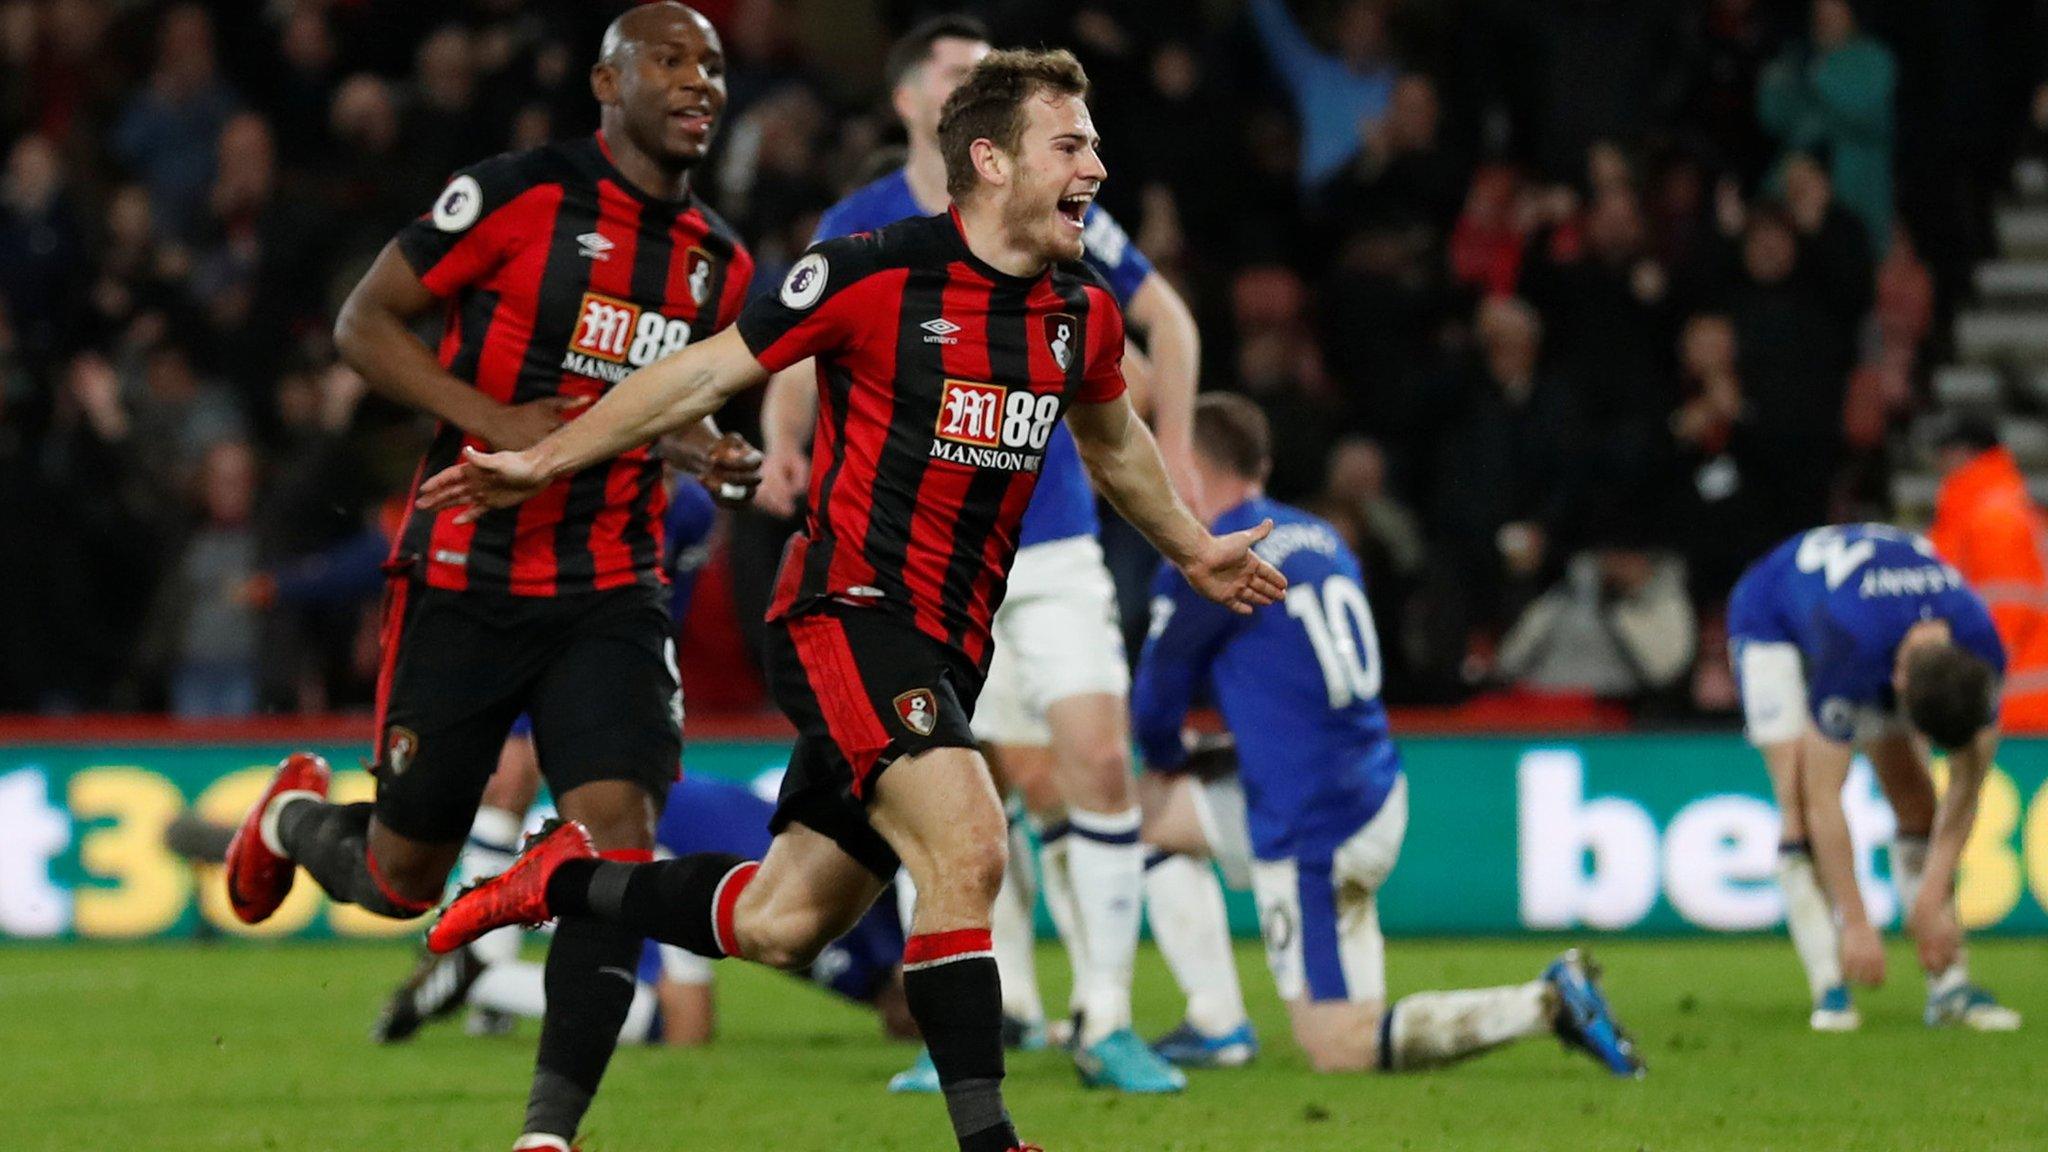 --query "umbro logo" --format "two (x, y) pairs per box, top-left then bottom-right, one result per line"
(921, 317), (961, 345)
(576, 232), (615, 261)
